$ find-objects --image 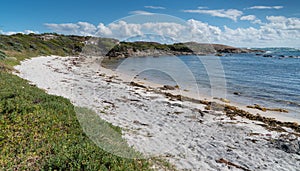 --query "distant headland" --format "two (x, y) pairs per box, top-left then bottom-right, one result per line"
(0, 33), (263, 60)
